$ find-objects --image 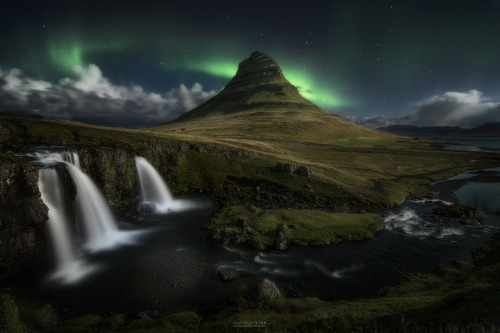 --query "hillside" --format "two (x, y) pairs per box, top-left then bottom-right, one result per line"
(1, 53), (499, 209)
(150, 51), (393, 143)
